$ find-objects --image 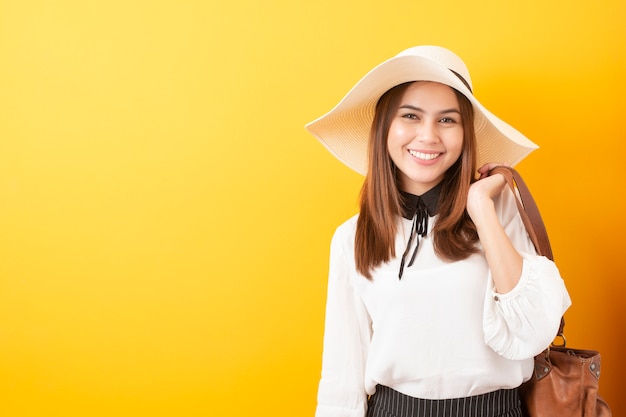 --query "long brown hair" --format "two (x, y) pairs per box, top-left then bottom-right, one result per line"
(354, 81), (479, 279)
